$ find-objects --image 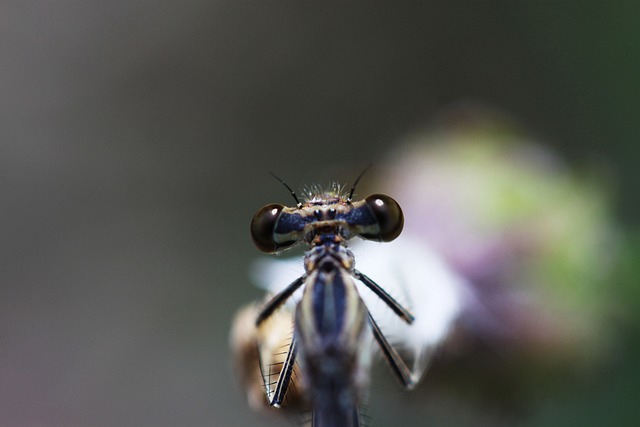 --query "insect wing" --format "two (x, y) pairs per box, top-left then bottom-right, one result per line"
(351, 236), (465, 384)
